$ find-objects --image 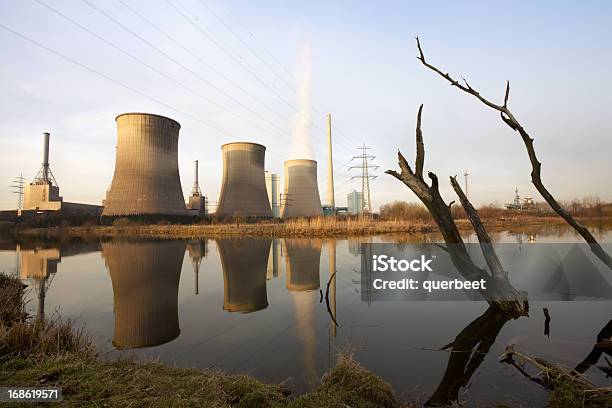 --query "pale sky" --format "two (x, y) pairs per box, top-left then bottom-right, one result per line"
(1, 0), (611, 211)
